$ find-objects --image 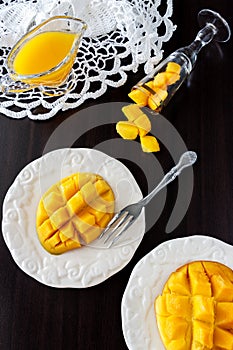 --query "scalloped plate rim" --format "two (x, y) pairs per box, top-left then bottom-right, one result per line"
(121, 235), (233, 350)
(1, 147), (145, 288)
